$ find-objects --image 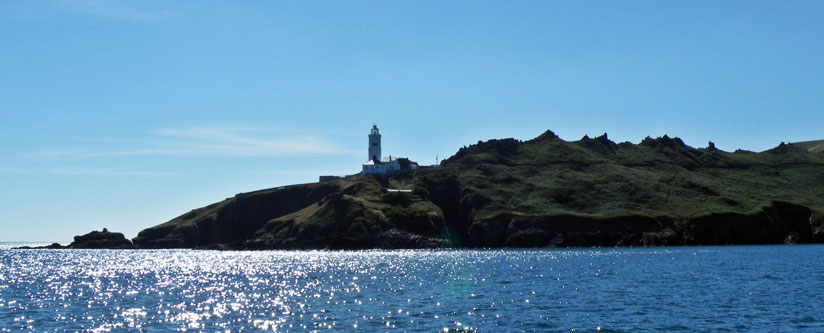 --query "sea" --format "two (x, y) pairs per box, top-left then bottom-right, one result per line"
(1, 243), (822, 331)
